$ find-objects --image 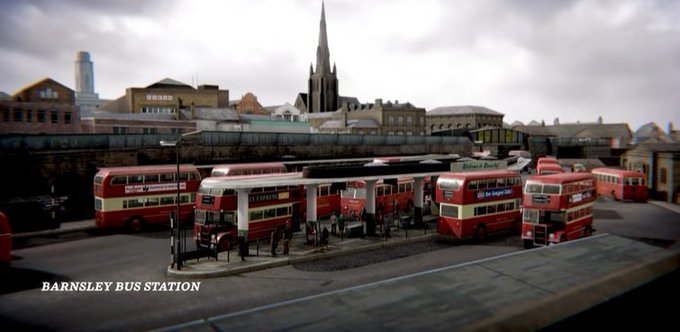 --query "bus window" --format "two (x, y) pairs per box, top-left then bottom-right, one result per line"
(543, 185), (560, 194)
